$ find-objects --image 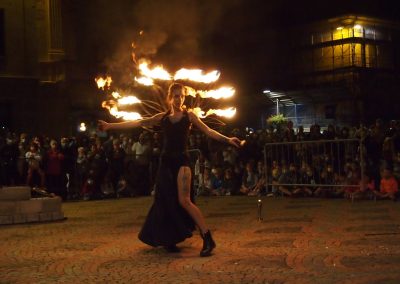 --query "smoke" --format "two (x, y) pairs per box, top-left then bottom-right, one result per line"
(132, 0), (243, 65)
(94, 0), (244, 86)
